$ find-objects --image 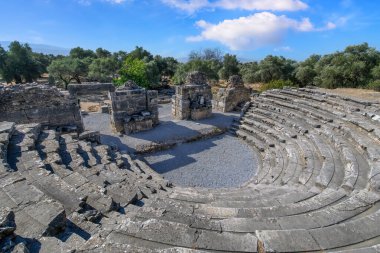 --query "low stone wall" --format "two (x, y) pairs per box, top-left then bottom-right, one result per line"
(0, 84), (83, 131)
(68, 83), (115, 102)
(172, 72), (213, 120)
(109, 82), (159, 134)
(213, 75), (251, 112)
